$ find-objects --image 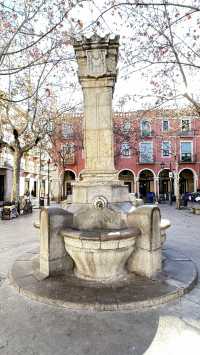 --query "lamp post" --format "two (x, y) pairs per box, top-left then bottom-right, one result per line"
(173, 154), (180, 209)
(160, 162), (173, 205)
(169, 174), (173, 206)
(38, 145), (42, 207)
(47, 159), (50, 206)
(160, 162), (165, 203)
(168, 162), (173, 206)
